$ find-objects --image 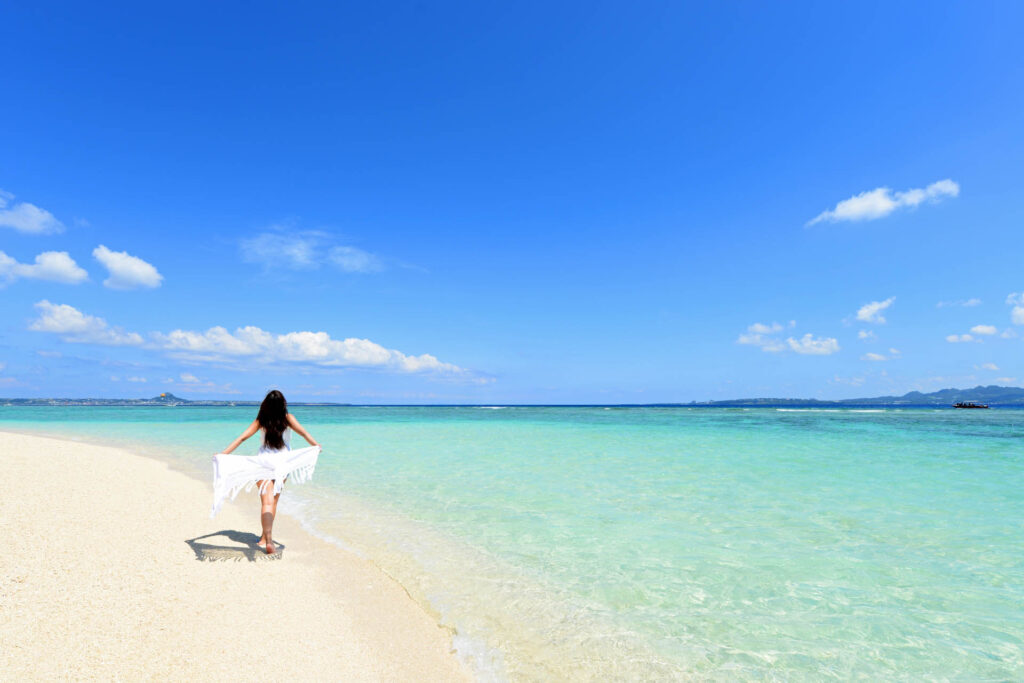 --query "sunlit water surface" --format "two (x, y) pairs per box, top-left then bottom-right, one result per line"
(3, 405), (1022, 679)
